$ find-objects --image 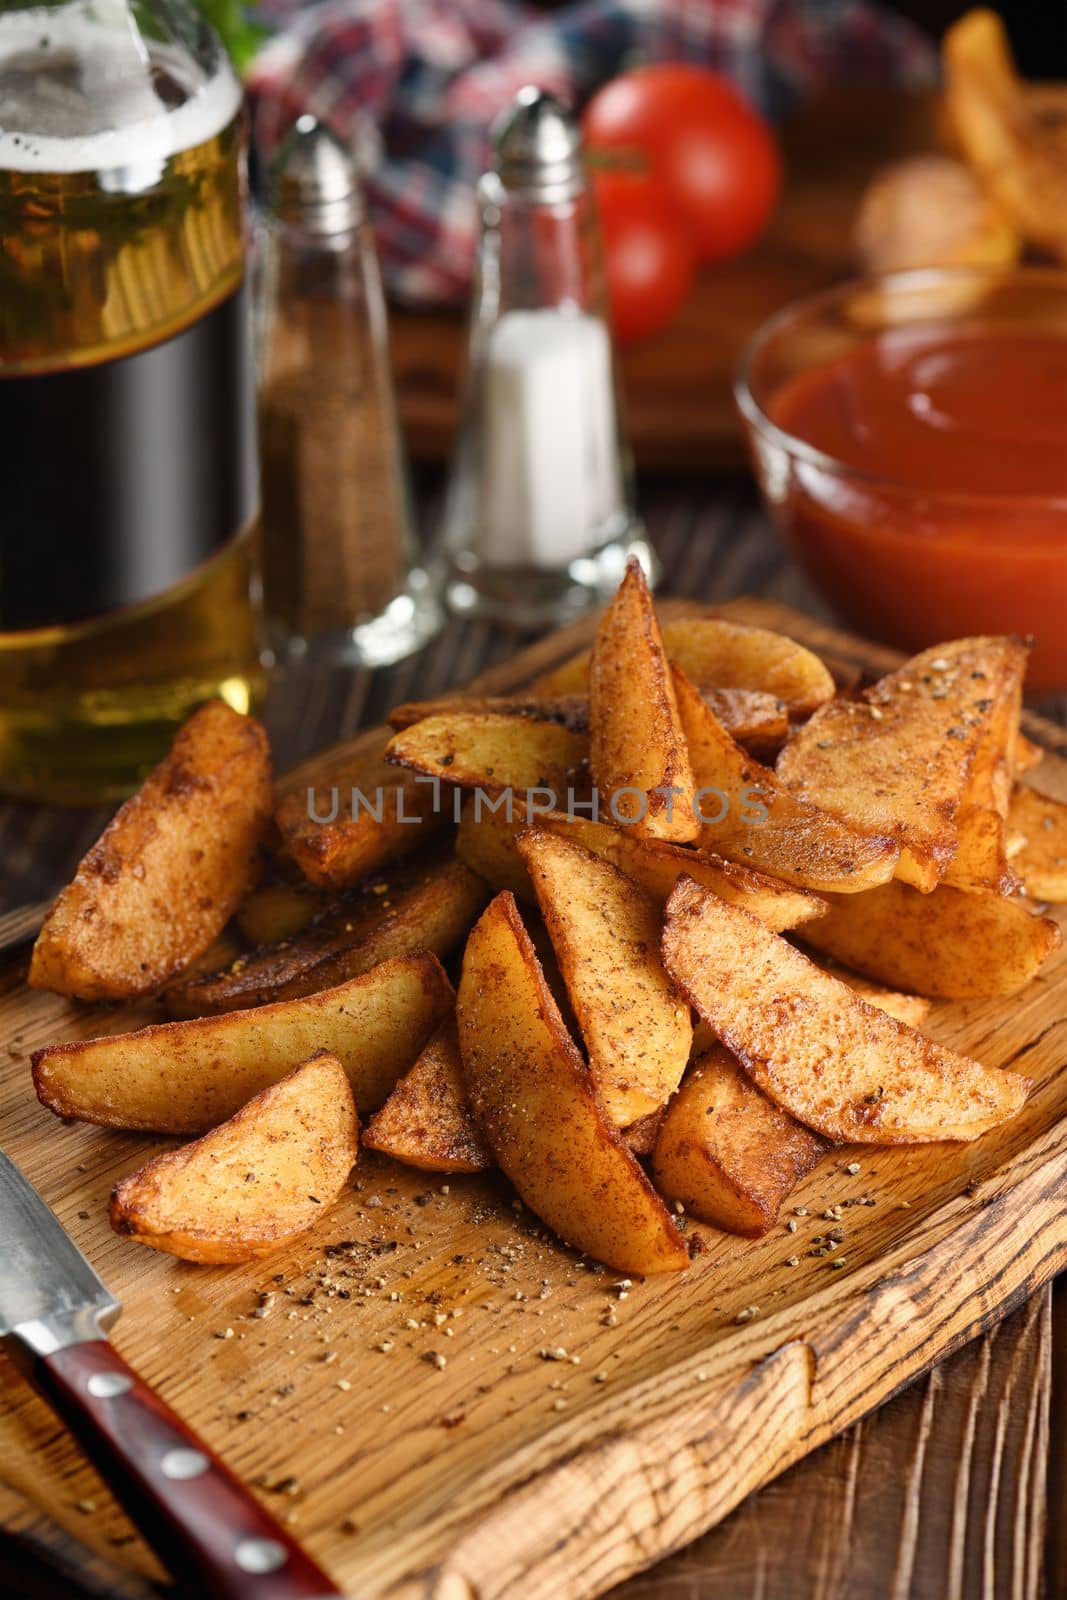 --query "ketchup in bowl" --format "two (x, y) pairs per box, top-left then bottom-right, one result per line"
(737, 270), (1067, 690)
